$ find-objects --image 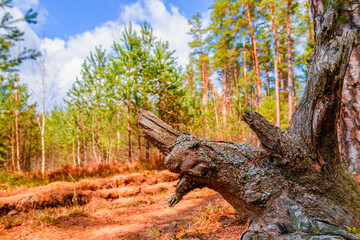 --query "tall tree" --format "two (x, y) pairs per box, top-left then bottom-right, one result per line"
(269, 1), (282, 127)
(0, 0), (39, 171)
(246, 1), (262, 107)
(188, 13), (211, 138)
(285, 0), (296, 121)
